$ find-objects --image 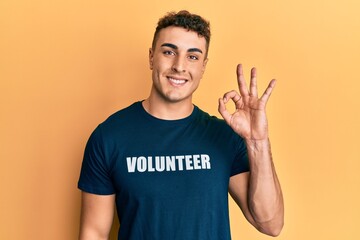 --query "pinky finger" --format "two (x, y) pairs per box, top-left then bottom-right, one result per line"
(260, 79), (276, 104)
